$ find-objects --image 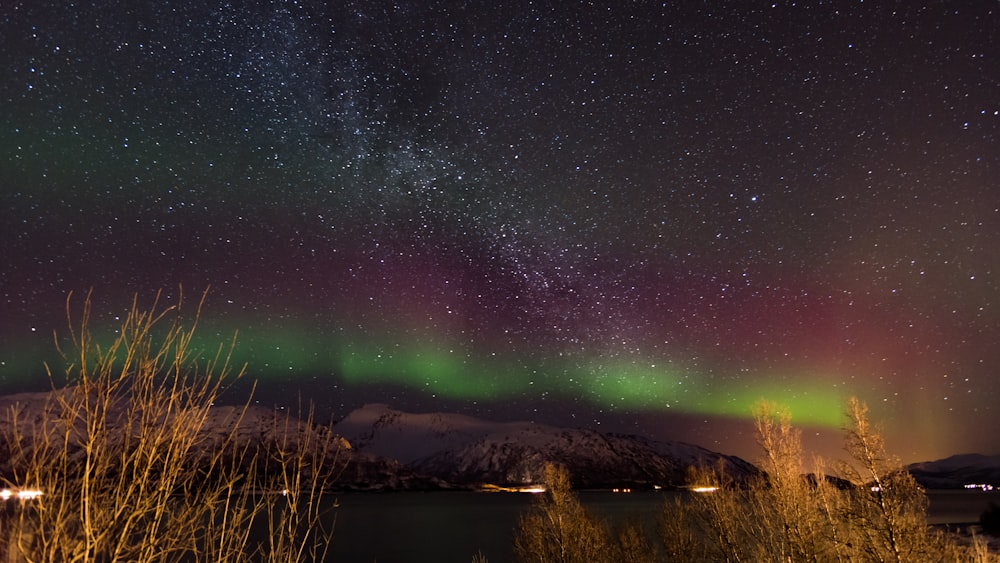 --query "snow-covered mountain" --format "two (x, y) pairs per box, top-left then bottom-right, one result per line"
(0, 389), (352, 455)
(907, 453), (1000, 489)
(0, 389), (410, 489)
(0, 389), (448, 491)
(7, 390), (994, 491)
(0, 391), (757, 490)
(335, 403), (758, 489)
(334, 403), (496, 465)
